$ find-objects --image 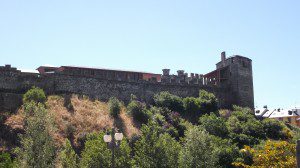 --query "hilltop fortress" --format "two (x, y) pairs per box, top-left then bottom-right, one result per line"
(0, 52), (254, 112)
